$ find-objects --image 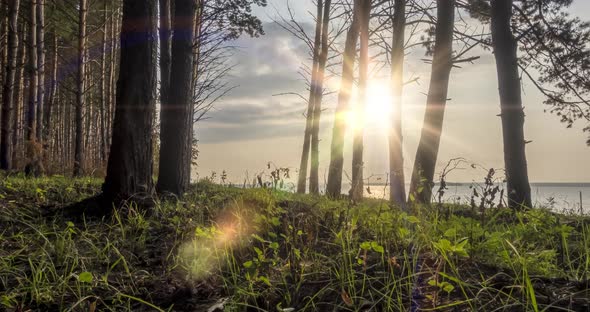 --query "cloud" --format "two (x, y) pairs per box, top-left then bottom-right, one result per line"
(197, 21), (319, 143)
